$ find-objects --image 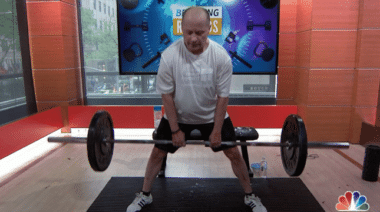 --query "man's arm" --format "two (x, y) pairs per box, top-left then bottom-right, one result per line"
(209, 96), (229, 147)
(162, 92), (186, 147)
(161, 92), (179, 132)
(213, 96), (229, 132)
